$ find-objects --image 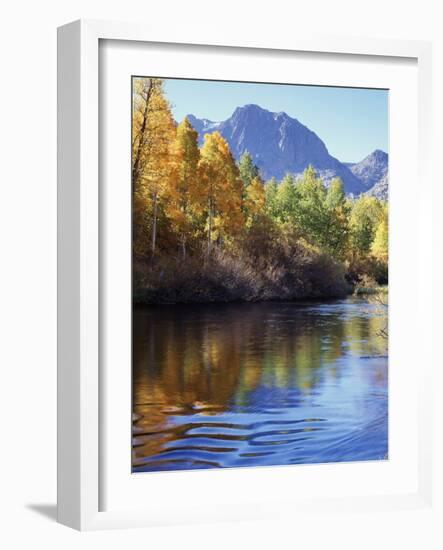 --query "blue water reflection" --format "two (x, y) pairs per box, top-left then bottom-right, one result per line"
(132, 297), (388, 472)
